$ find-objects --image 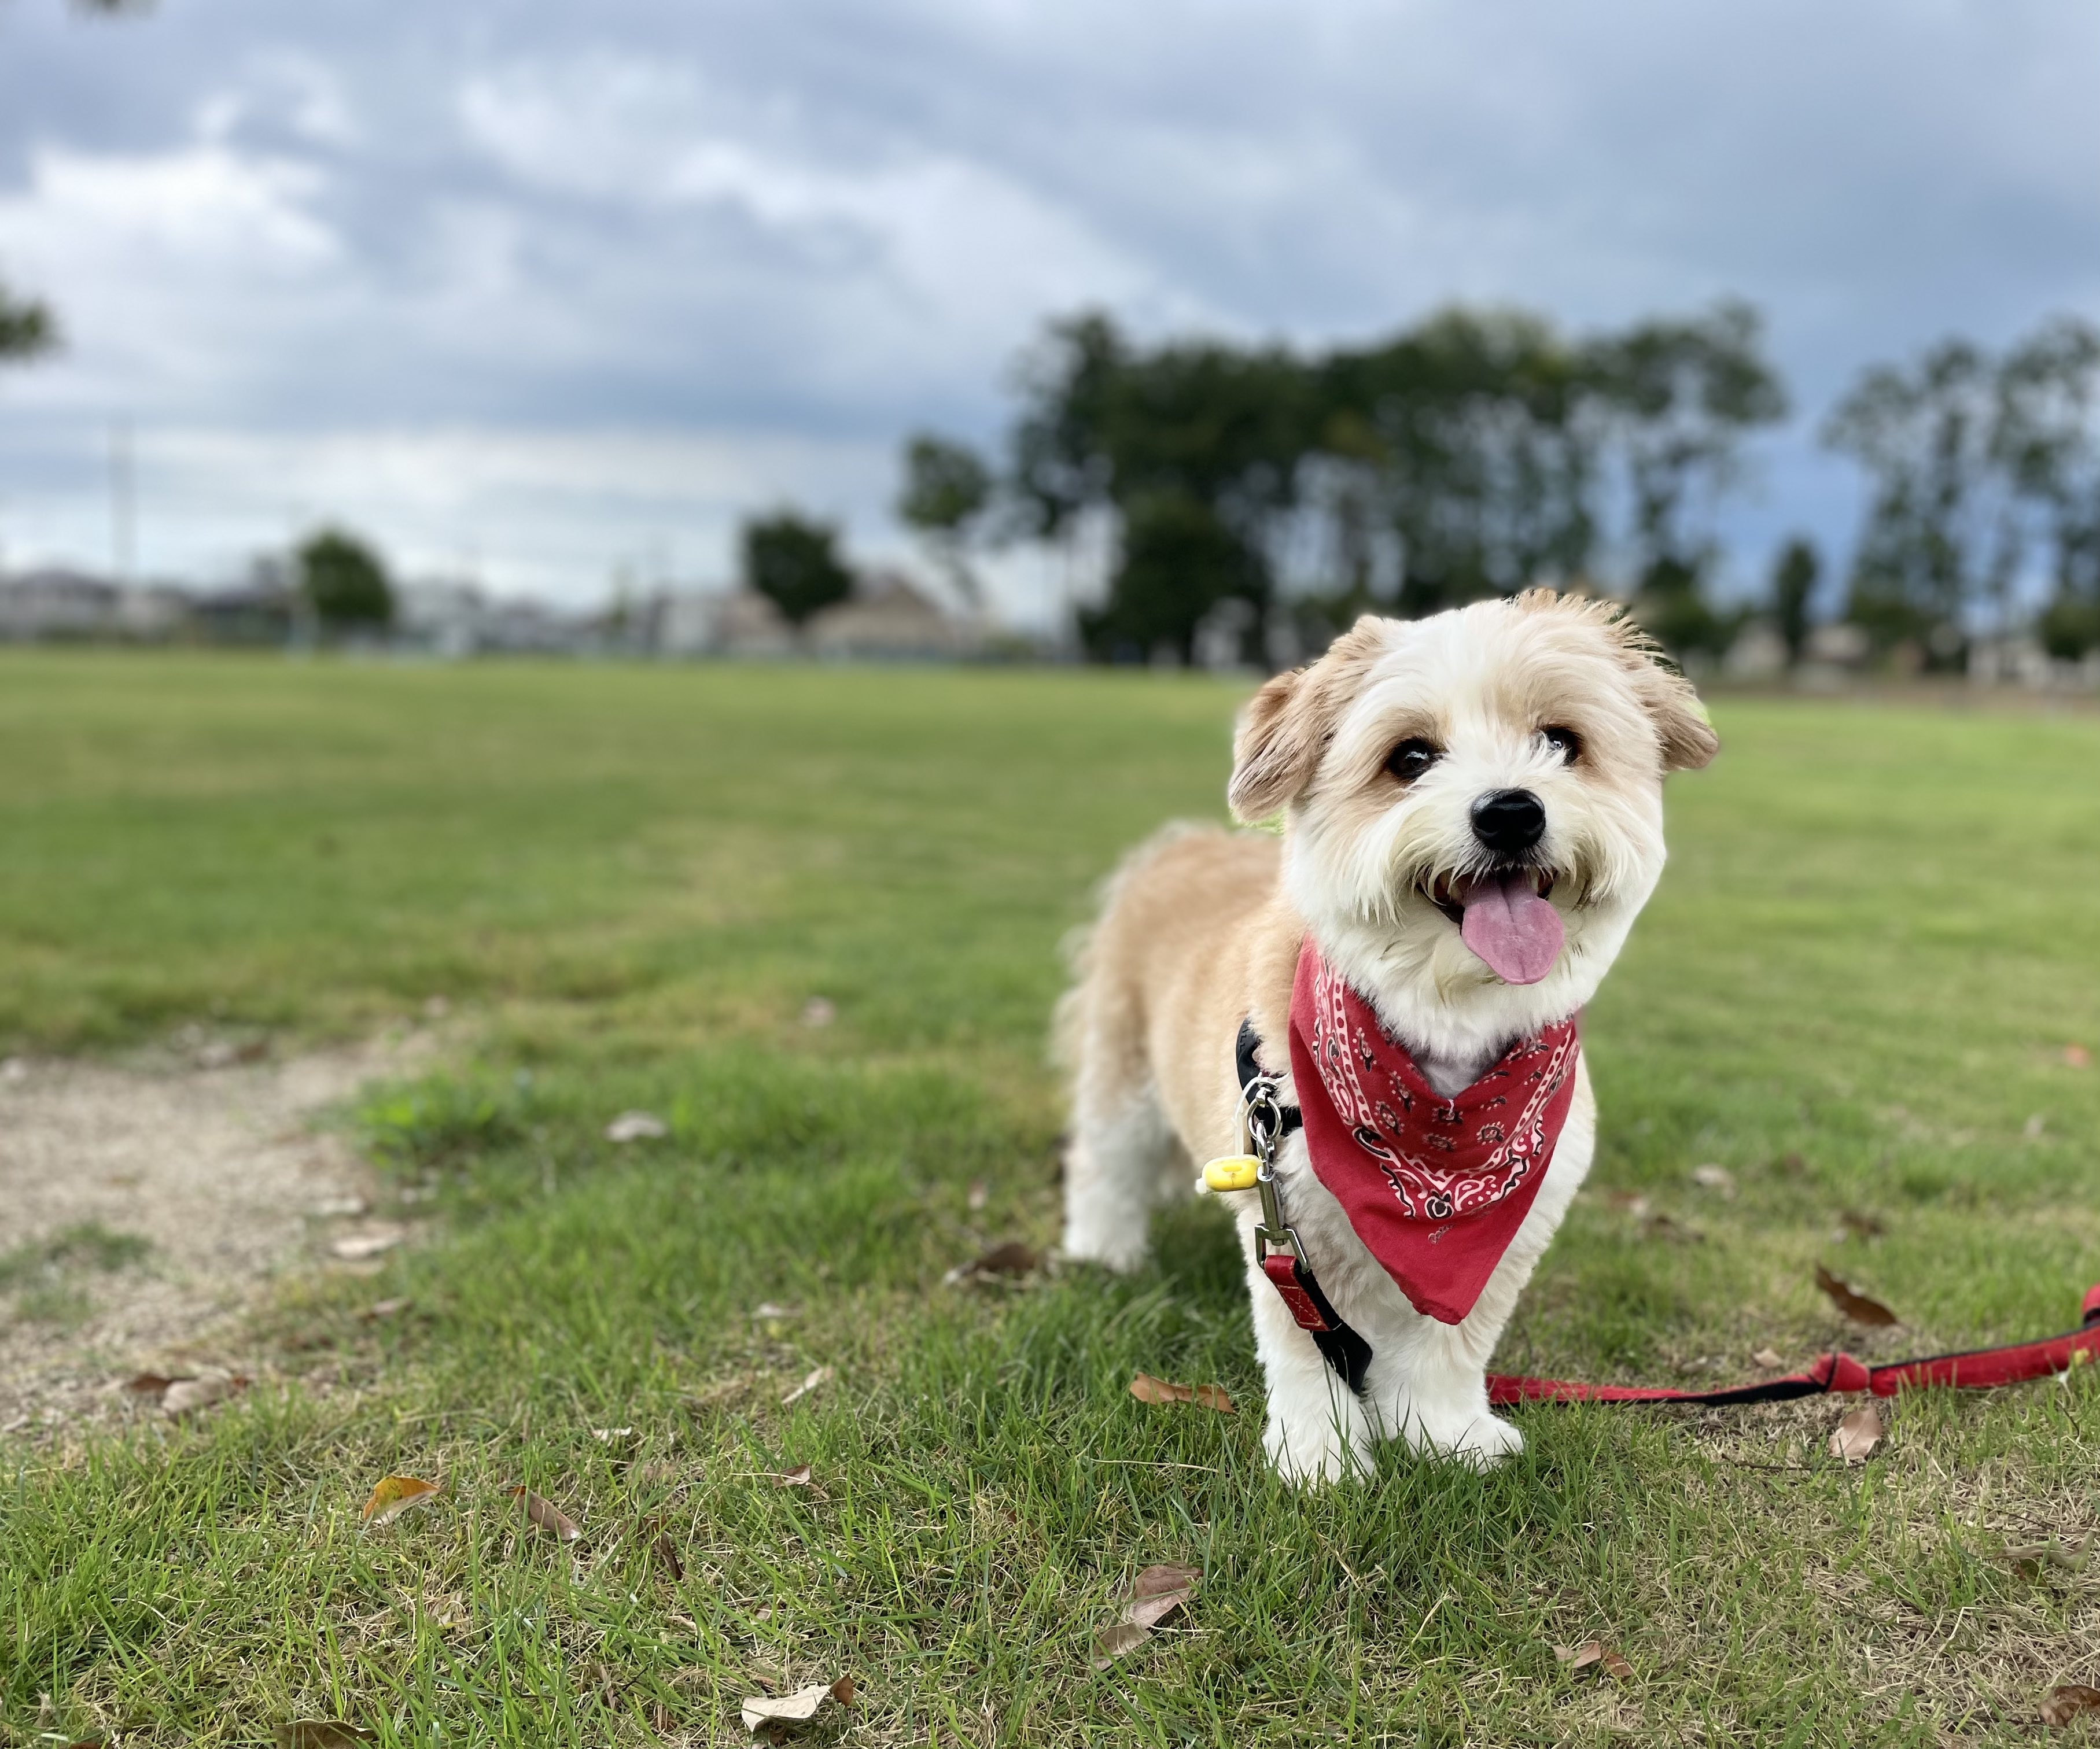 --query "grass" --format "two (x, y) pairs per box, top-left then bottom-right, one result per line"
(3, 650), (2099, 1746)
